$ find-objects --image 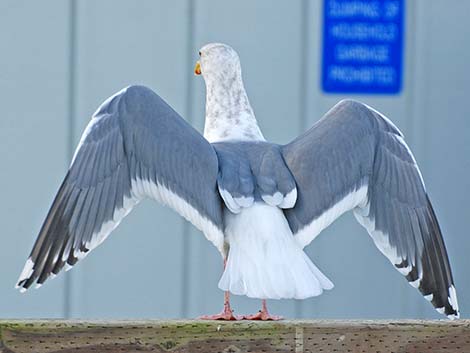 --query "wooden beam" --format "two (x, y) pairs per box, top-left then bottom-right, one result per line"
(1, 320), (469, 352)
